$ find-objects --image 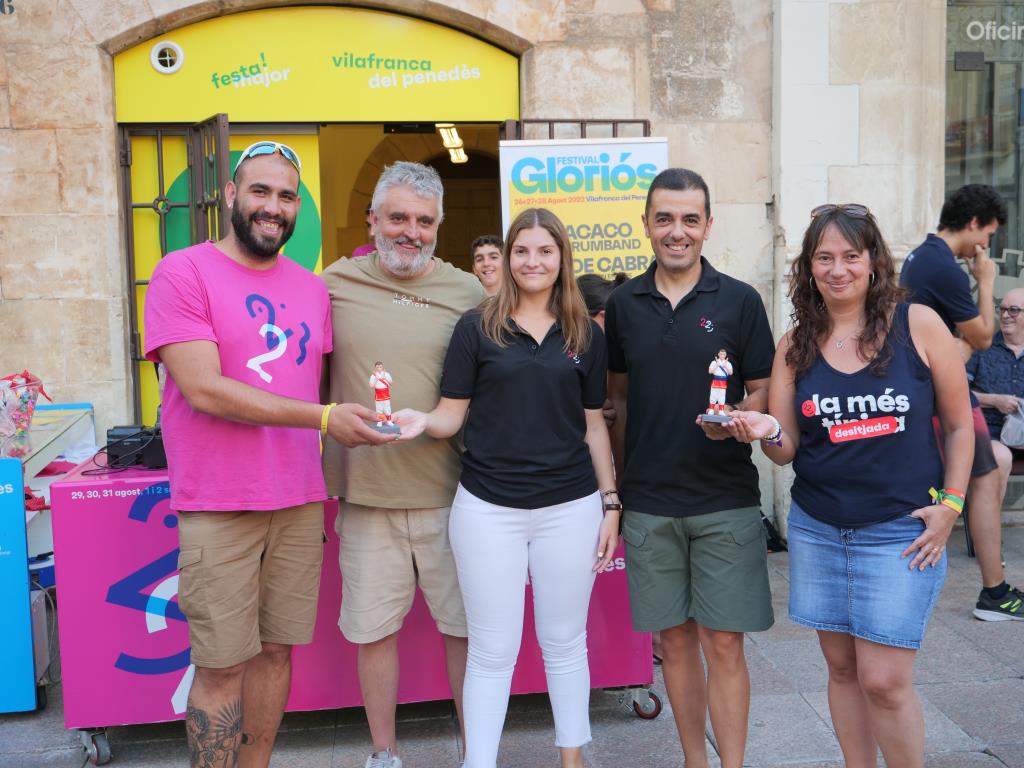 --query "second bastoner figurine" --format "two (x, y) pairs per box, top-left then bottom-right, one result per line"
(703, 349), (733, 423)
